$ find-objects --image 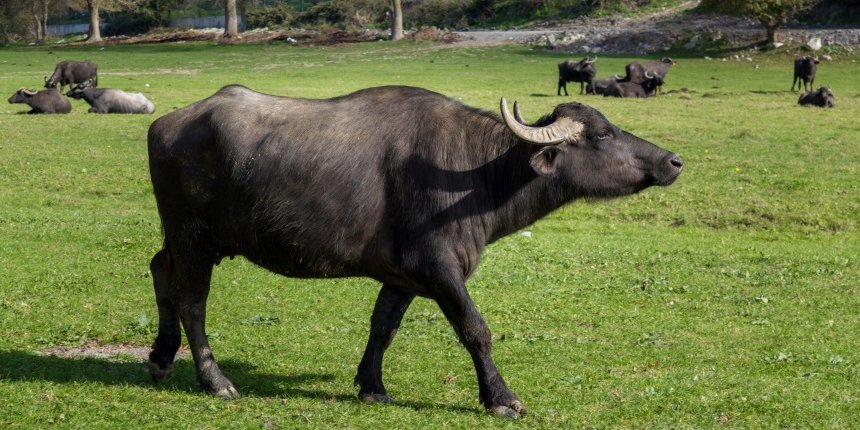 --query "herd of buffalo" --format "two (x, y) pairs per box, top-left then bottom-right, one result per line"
(557, 54), (835, 107)
(7, 60), (155, 114)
